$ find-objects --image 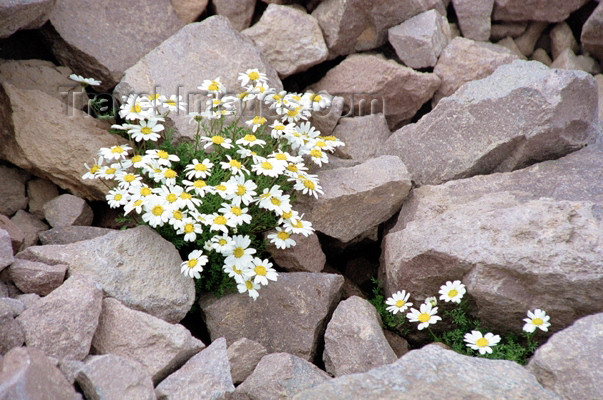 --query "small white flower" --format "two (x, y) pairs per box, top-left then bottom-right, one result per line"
(180, 250), (208, 279)
(184, 158), (213, 180)
(385, 290), (413, 314)
(438, 280), (466, 304)
(267, 227), (296, 249)
(424, 297), (438, 307)
(523, 309), (551, 333)
(69, 74), (101, 86)
(464, 331), (501, 355)
(406, 303), (442, 330)
(249, 258), (278, 286)
(100, 144), (132, 161)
